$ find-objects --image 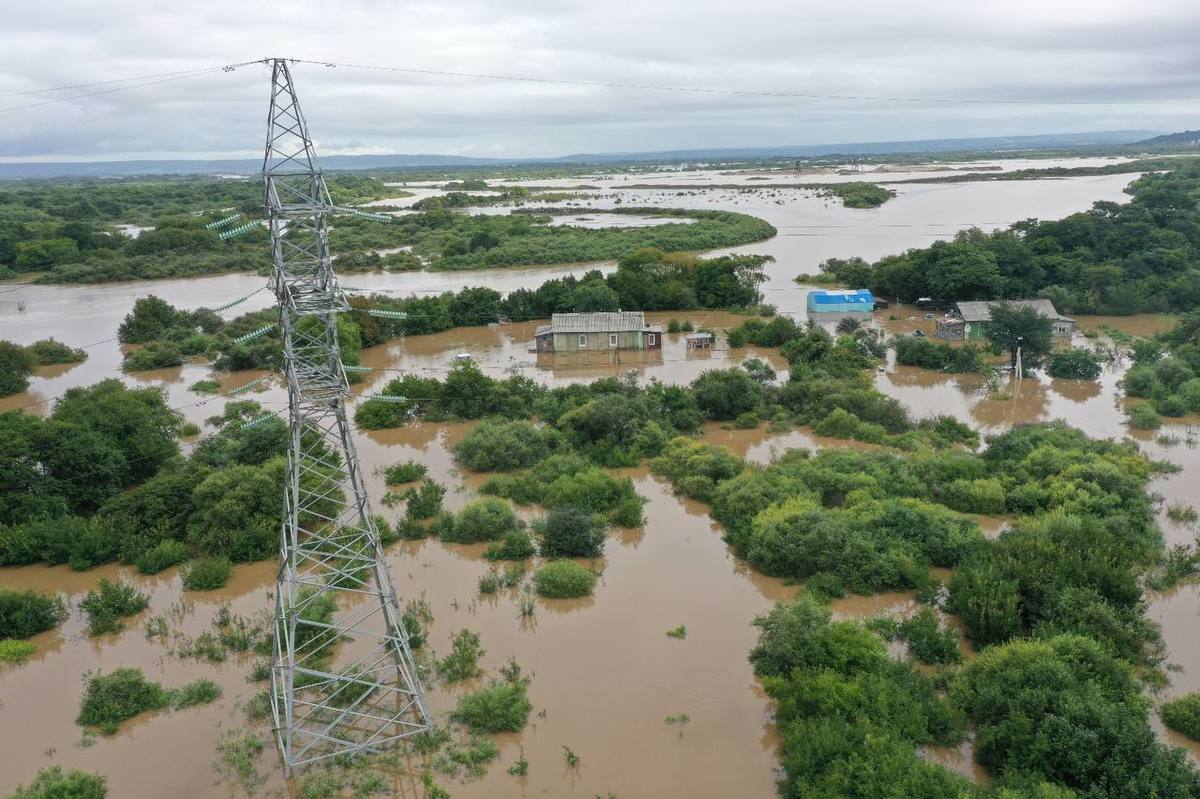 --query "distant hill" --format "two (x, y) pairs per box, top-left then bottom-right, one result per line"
(0, 130), (1158, 179)
(1136, 130), (1200, 147)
